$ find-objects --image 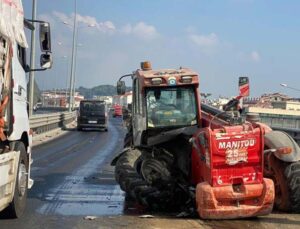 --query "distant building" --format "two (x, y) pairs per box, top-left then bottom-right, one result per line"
(272, 101), (300, 111)
(211, 97), (230, 110)
(93, 96), (113, 106)
(41, 90), (84, 108)
(245, 93), (300, 116)
(74, 92), (84, 108)
(112, 91), (132, 107)
(243, 93), (291, 108)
